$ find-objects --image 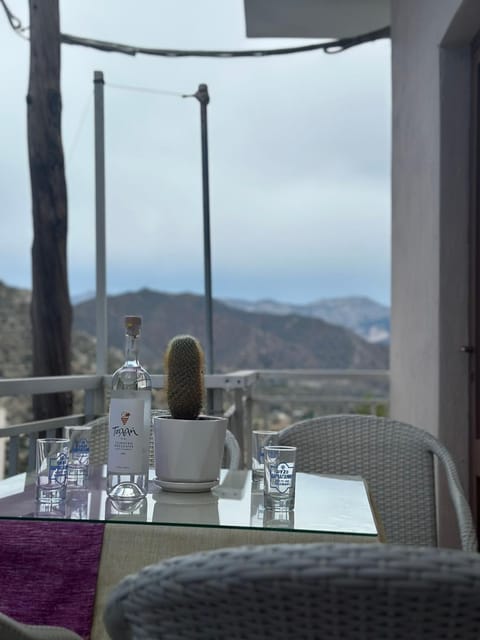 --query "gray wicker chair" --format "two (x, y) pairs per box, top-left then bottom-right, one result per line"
(85, 415), (241, 470)
(277, 414), (477, 551)
(0, 612), (82, 640)
(104, 542), (480, 640)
